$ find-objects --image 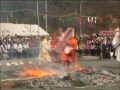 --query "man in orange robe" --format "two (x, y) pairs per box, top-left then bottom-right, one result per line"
(60, 37), (78, 70)
(51, 27), (78, 70)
